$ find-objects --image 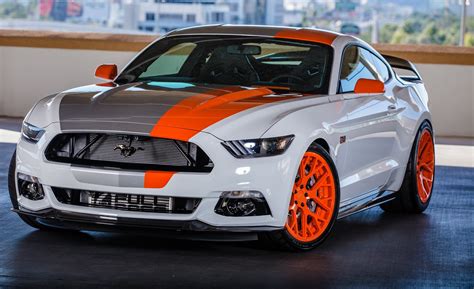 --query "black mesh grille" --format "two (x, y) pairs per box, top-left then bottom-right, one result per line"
(52, 187), (200, 214)
(45, 133), (213, 172)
